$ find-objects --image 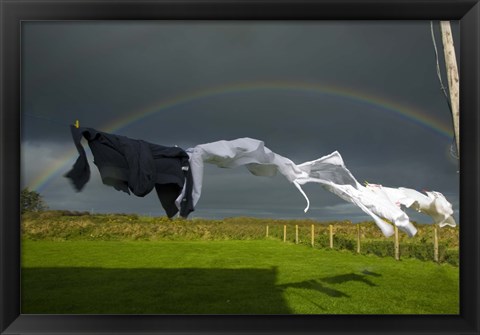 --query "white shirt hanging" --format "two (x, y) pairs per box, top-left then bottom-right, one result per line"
(175, 137), (455, 237)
